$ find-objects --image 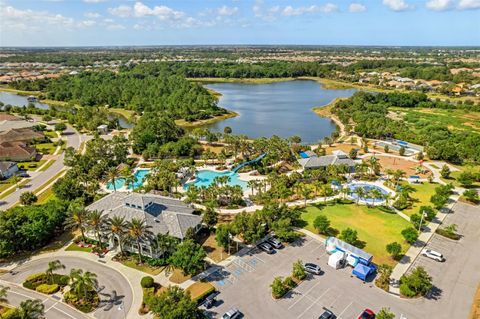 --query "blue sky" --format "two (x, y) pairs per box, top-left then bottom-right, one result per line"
(1, 0), (479, 46)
